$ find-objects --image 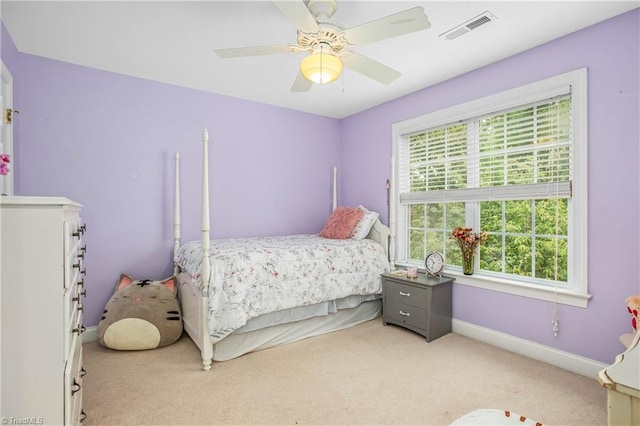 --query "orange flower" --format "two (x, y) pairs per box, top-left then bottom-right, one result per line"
(450, 226), (488, 257)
